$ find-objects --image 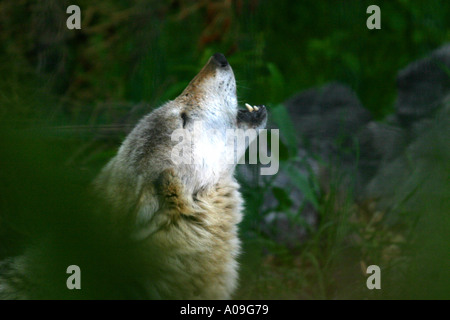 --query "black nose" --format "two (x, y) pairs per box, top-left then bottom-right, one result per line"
(212, 53), (229, 68)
